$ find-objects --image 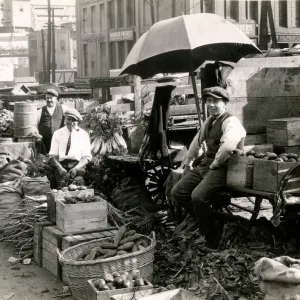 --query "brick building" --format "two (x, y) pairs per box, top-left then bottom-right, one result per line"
(76, 0), (300, 78)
